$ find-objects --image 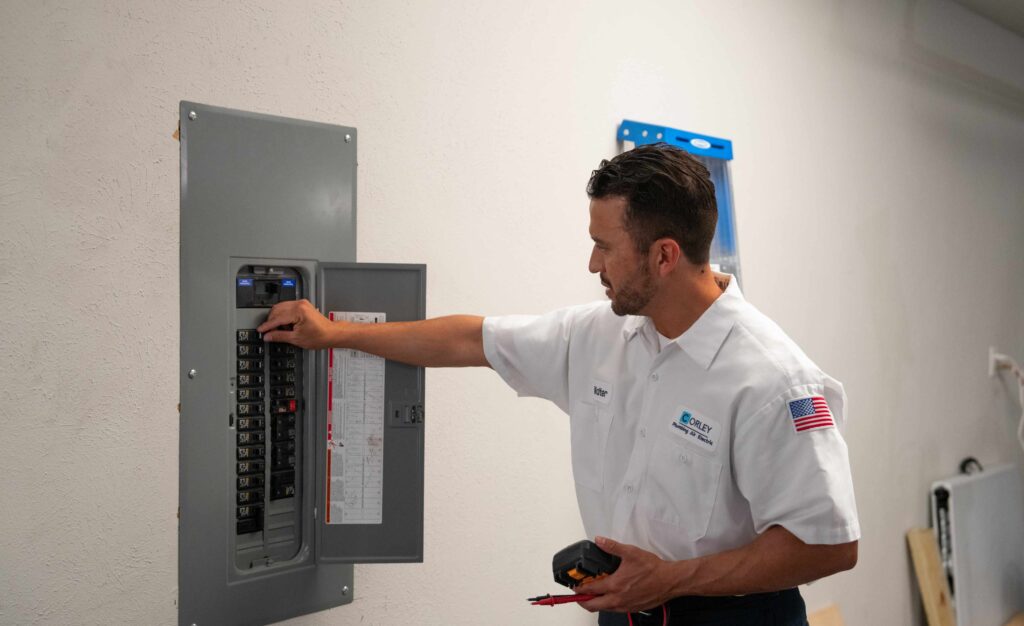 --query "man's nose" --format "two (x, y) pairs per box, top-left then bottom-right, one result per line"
(588, 248), (601, 274)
